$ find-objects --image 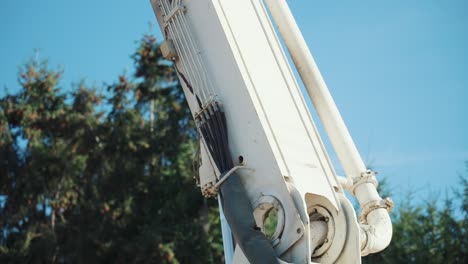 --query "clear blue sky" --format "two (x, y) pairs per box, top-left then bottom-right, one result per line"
(1, 0), (467, 202)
